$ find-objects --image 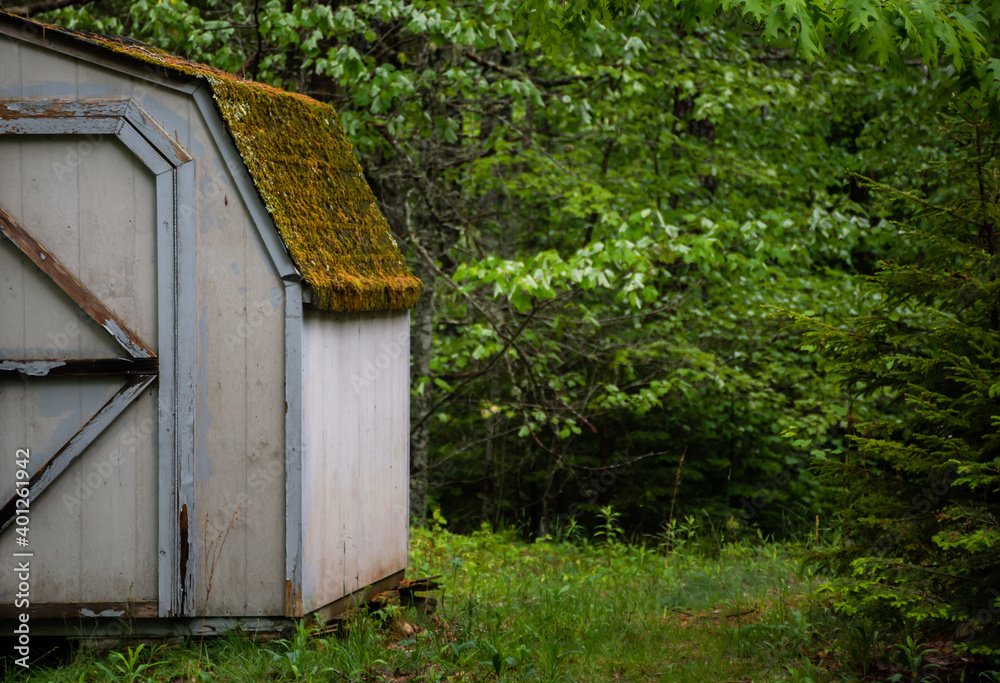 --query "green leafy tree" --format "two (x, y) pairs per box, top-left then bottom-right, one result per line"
(516, 0), (999, 92)
(15, 0), (964, 537)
